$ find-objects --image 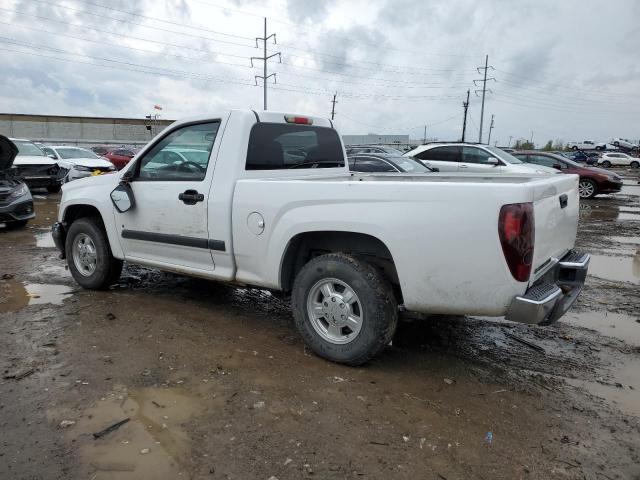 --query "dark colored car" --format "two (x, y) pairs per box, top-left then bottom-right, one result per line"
(0, 136), (35, 227)
(90, 145), (110, 156)
(513, 151), (622, 199)
(103, 148), (136, 170)
(346, 145), (405, 156)
(561, 150), (598, 166)
(348, 153), (433, 173)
